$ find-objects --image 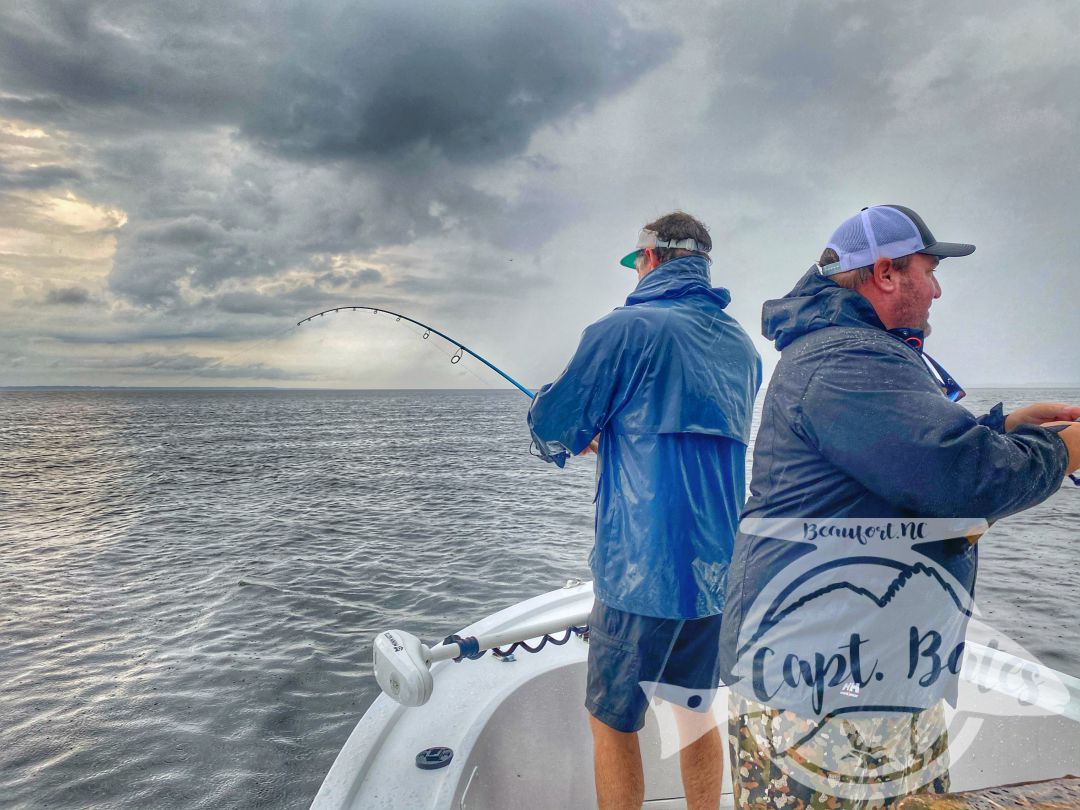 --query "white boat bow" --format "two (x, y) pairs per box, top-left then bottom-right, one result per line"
(311, 581), (1080, 810)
